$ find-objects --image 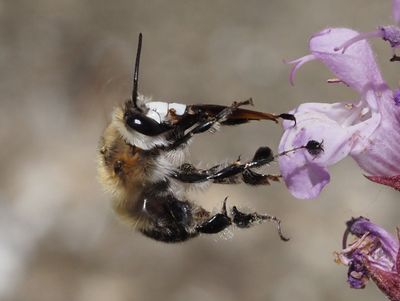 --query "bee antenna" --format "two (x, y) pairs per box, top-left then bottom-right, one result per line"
(132, 33), (143, 109)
